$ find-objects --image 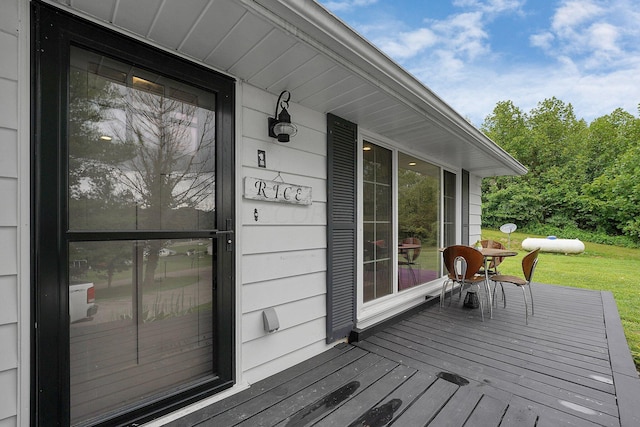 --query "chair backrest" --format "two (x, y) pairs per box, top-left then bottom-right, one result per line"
(480, 239), (505, 268)
(522, 248), (540, 281)
(402, 237), (421, 261)
(452, 256), (468, 282)
(443, 245), (484, 280)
